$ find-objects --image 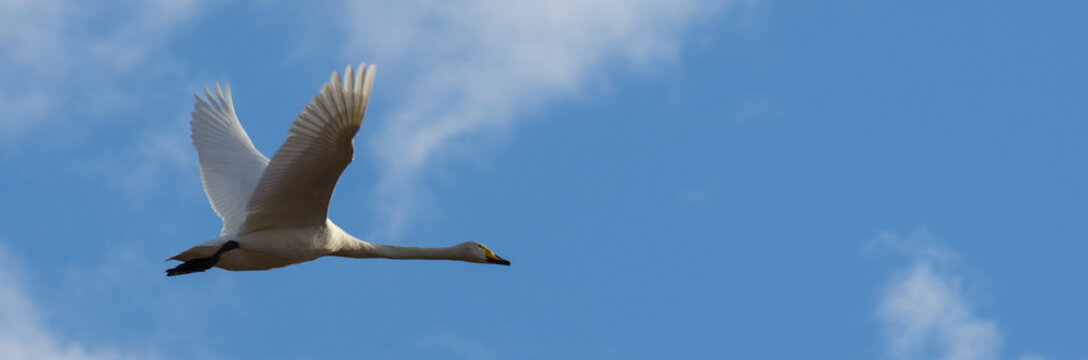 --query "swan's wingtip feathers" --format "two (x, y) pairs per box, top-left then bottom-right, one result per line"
(362, 64), (376, 95)
(344, 65), (355, 91)
(332, 75), (344, 96)
(329, 71), (342, 87)
(213, 83), (233, 109)
(352, 65), (363, 92)
(333, 63), (375, 93)
(223, 83), (234, 111)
